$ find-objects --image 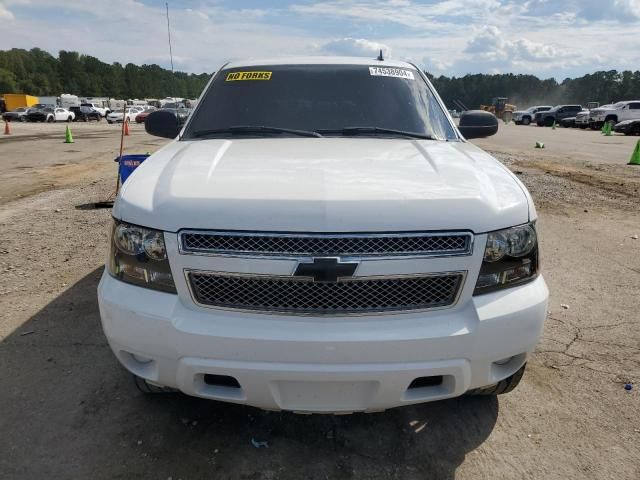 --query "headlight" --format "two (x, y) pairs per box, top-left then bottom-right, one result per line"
(474, 223), (539, 295)
(107, 220), (176, 293)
